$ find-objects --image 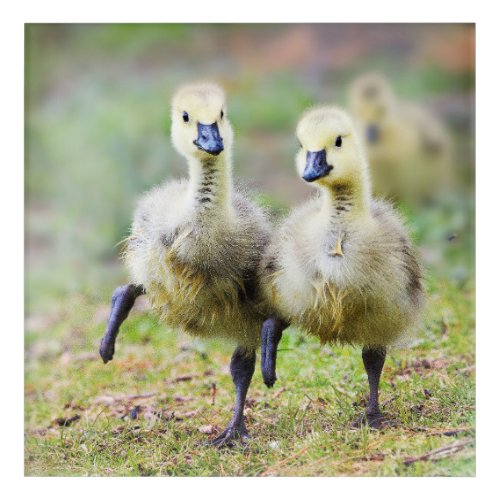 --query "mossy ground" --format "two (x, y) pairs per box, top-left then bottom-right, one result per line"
(25, 277), (475, 477)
